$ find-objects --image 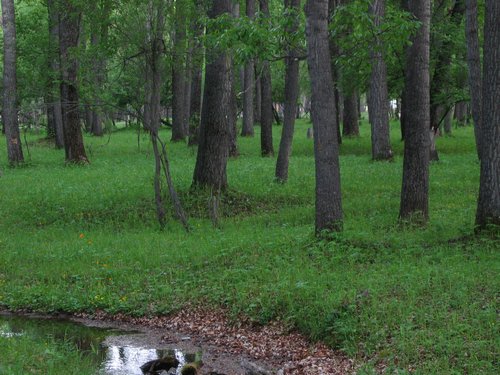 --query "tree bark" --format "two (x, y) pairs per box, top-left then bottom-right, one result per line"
(171, 6), (187, 141)
(2, 0), (24, 165)
(193, 0), (232, 190)
(59, 0), (88, 163)
(46, 0), (64, 148)
(259, 0), (274, 157)
(475, 0), (500, 230)
(305, 0), (343, 233)
(399, 0), (430, 223)
(342, 91), (359, 136)
(275, 0), (300, 181)
(465, 0), (482, 159)
(241, 0), (255, 137)
(368, 0), (393, 160)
